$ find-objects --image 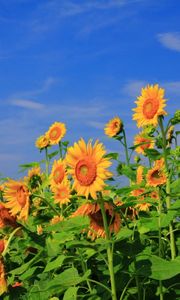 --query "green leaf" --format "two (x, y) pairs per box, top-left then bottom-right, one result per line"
(134, 255), (180, 280)
(44, 255), (66, 272)
(171, 179), (180, 194)
(144, 149), (161, 159)
(116, 228), (132, 241)
(63, 287), (78, 300)
(48, 151), (59, 160)
(104, 152), (119, 160)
